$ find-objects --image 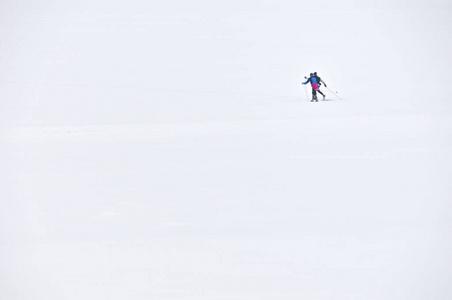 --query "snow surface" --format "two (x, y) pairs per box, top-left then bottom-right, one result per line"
(1, 1), (452, 299)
